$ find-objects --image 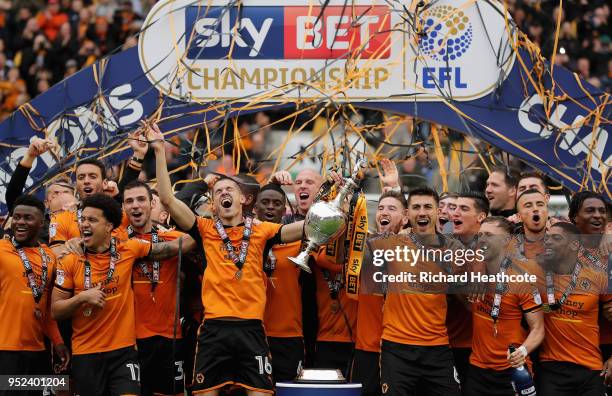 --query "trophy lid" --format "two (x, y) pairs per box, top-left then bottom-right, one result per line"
(294, 368), (347, 384)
